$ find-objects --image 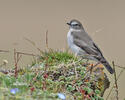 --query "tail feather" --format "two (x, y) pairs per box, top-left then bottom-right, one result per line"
(100, 58), (114, 74)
